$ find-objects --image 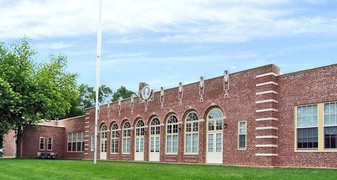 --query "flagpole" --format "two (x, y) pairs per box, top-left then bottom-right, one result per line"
(94, 0), (103, 164)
